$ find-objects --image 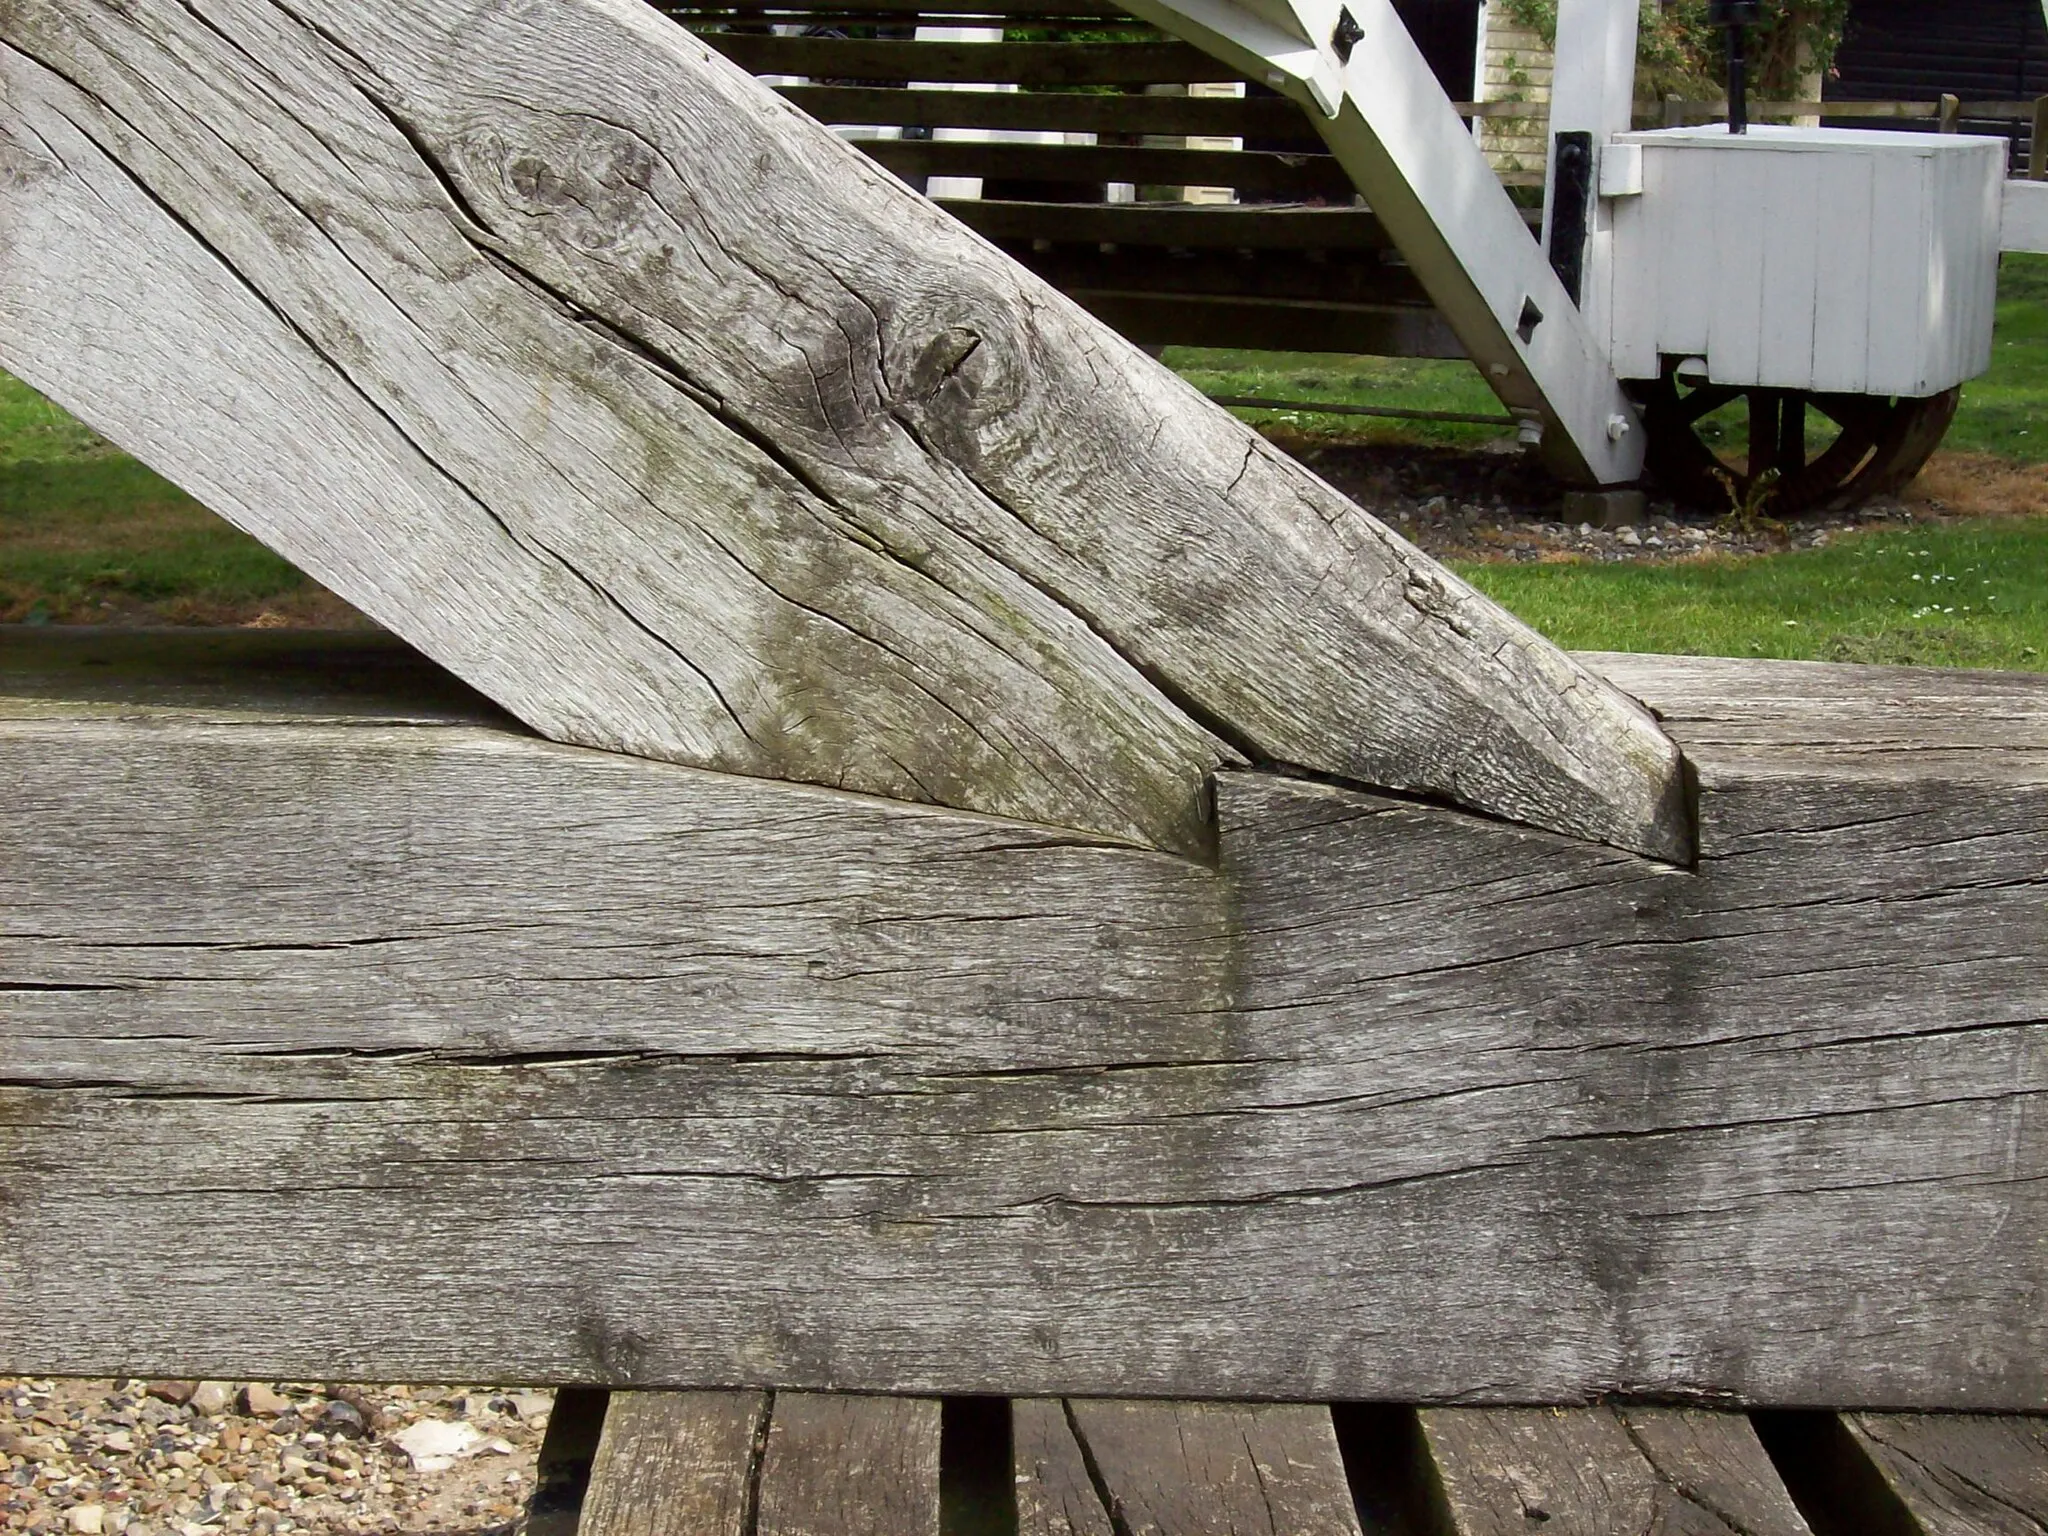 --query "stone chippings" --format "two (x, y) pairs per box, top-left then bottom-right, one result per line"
(0, 1379), (552, 1535)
